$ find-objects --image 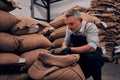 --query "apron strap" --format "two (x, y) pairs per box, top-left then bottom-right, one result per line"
(82, 22), (88, 36)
